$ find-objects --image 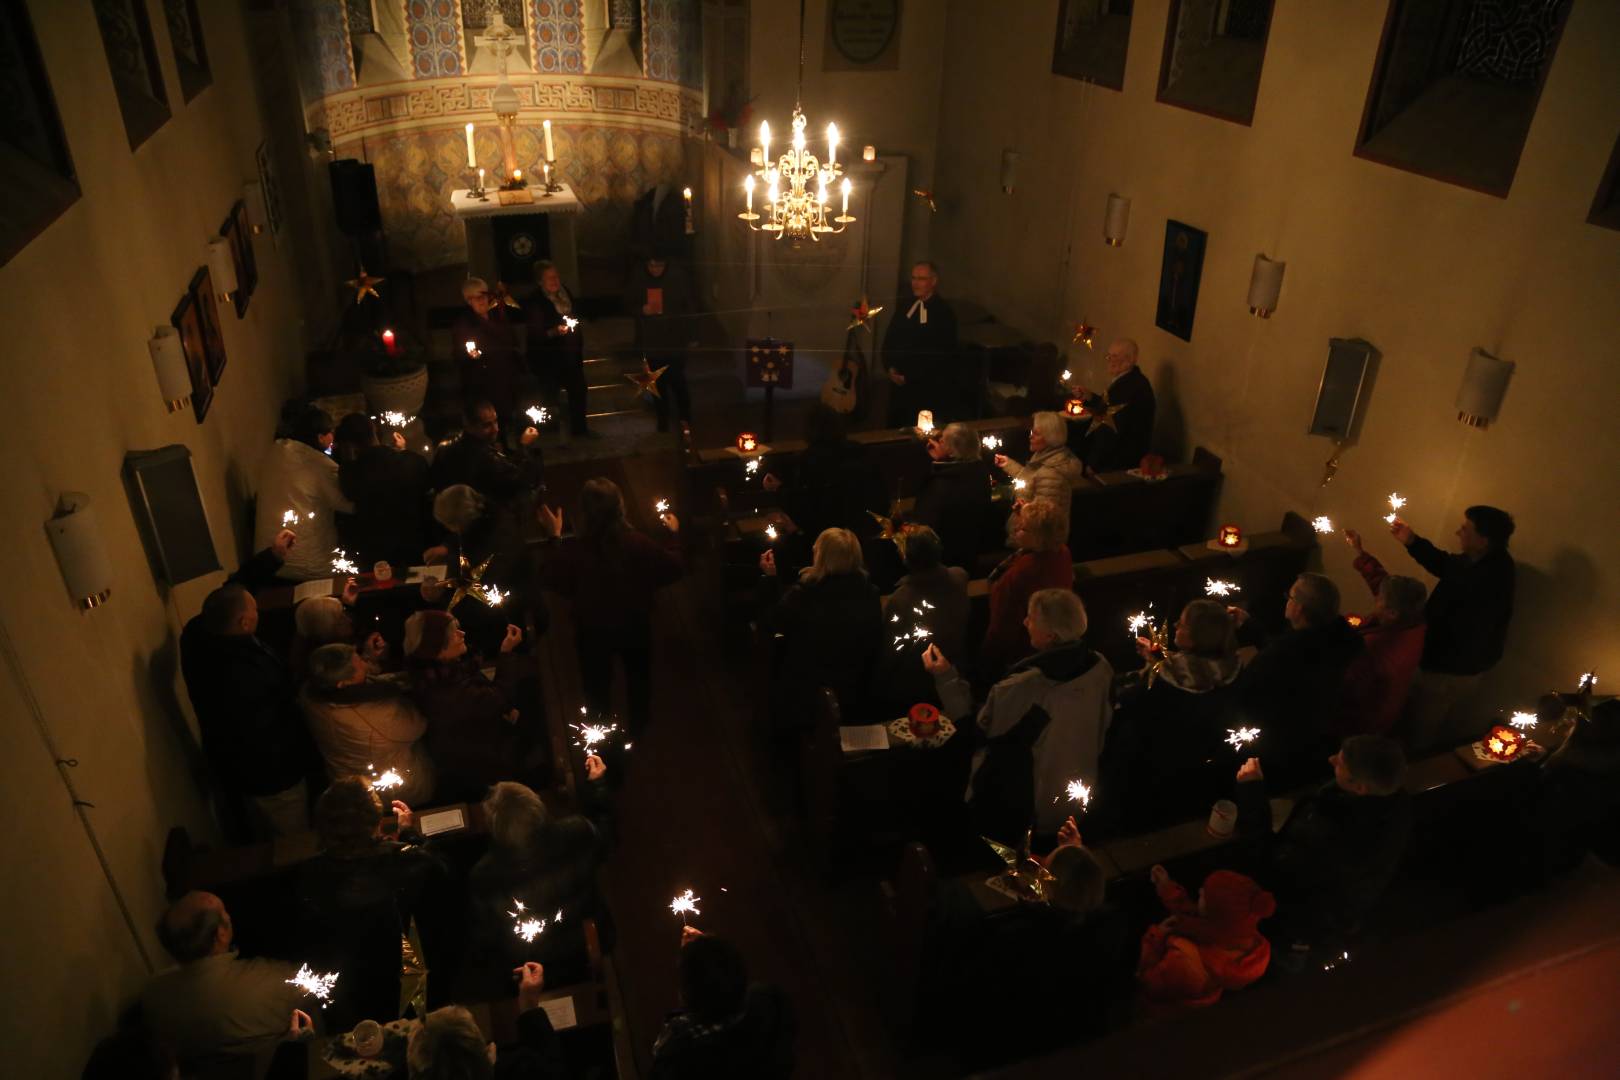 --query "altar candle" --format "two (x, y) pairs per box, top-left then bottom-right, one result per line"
(683, 187), (692, 206)
(826, 122), (838, 166)
(477, 167), (485, 191)
(542, 119), (555, 162)
(513, 168), (523, 183)
(465, 123), (476, 168)
(542, 163), (551, 187)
